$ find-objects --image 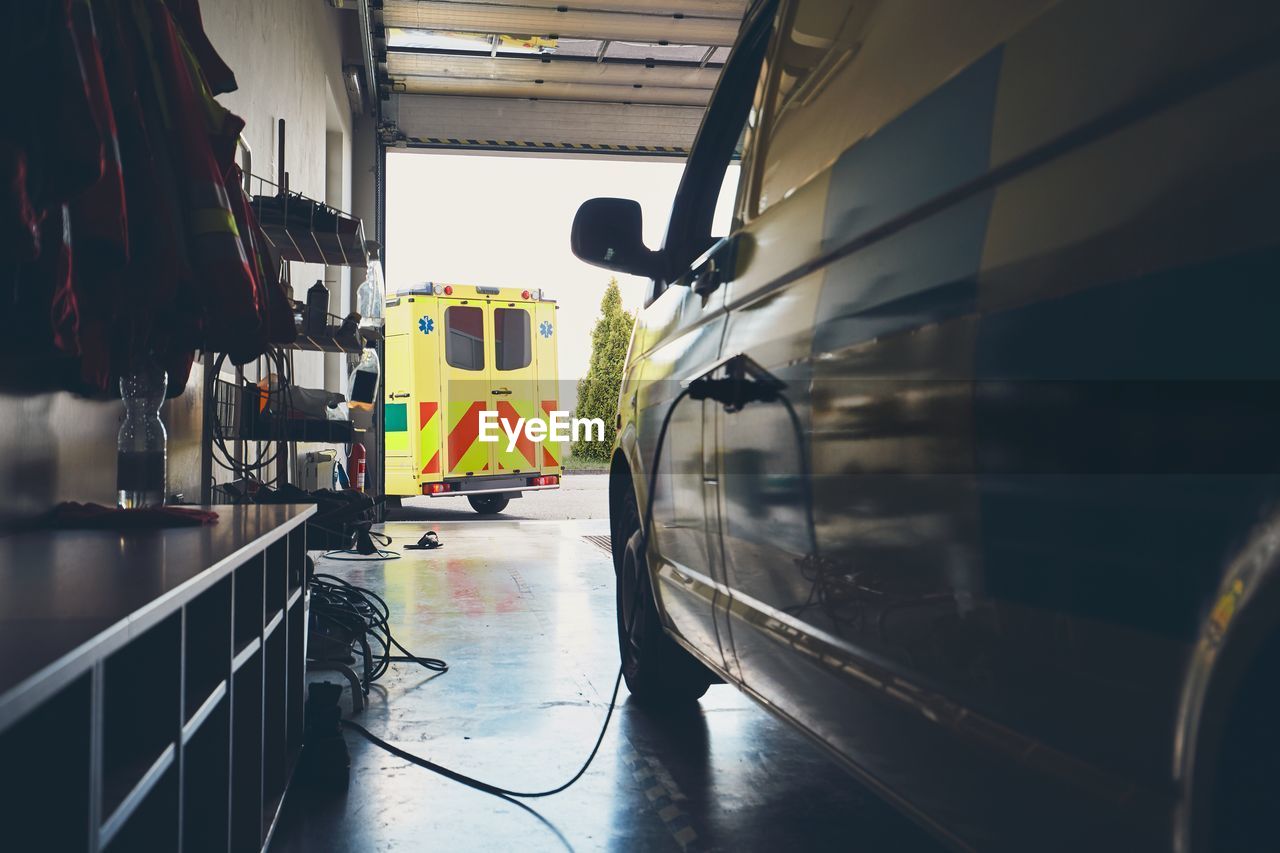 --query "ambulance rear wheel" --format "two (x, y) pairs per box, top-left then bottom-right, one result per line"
(468, 495), (509, 515)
